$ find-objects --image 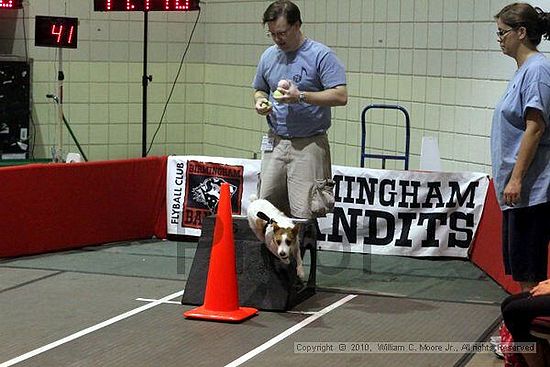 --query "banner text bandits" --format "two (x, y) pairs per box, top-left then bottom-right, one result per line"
(318, 175), (480, 248)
